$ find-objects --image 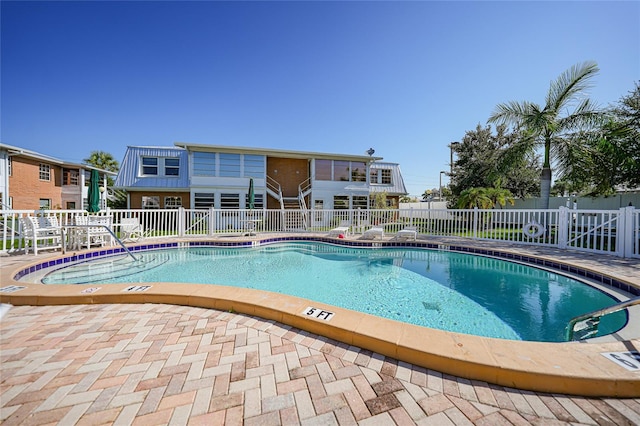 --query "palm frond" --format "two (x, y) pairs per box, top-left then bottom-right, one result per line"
(558, 100), (606, 131)
(546, 61), (599, 112)
(488, 101), (538, 126)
